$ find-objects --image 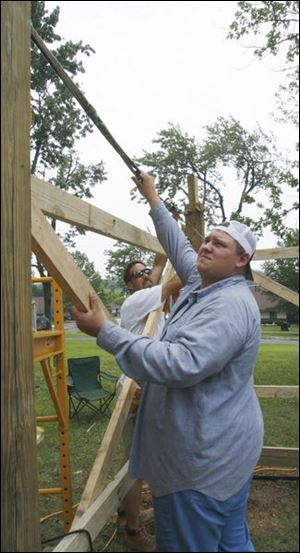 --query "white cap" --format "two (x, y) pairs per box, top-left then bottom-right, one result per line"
(213, 220), (257, 280)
